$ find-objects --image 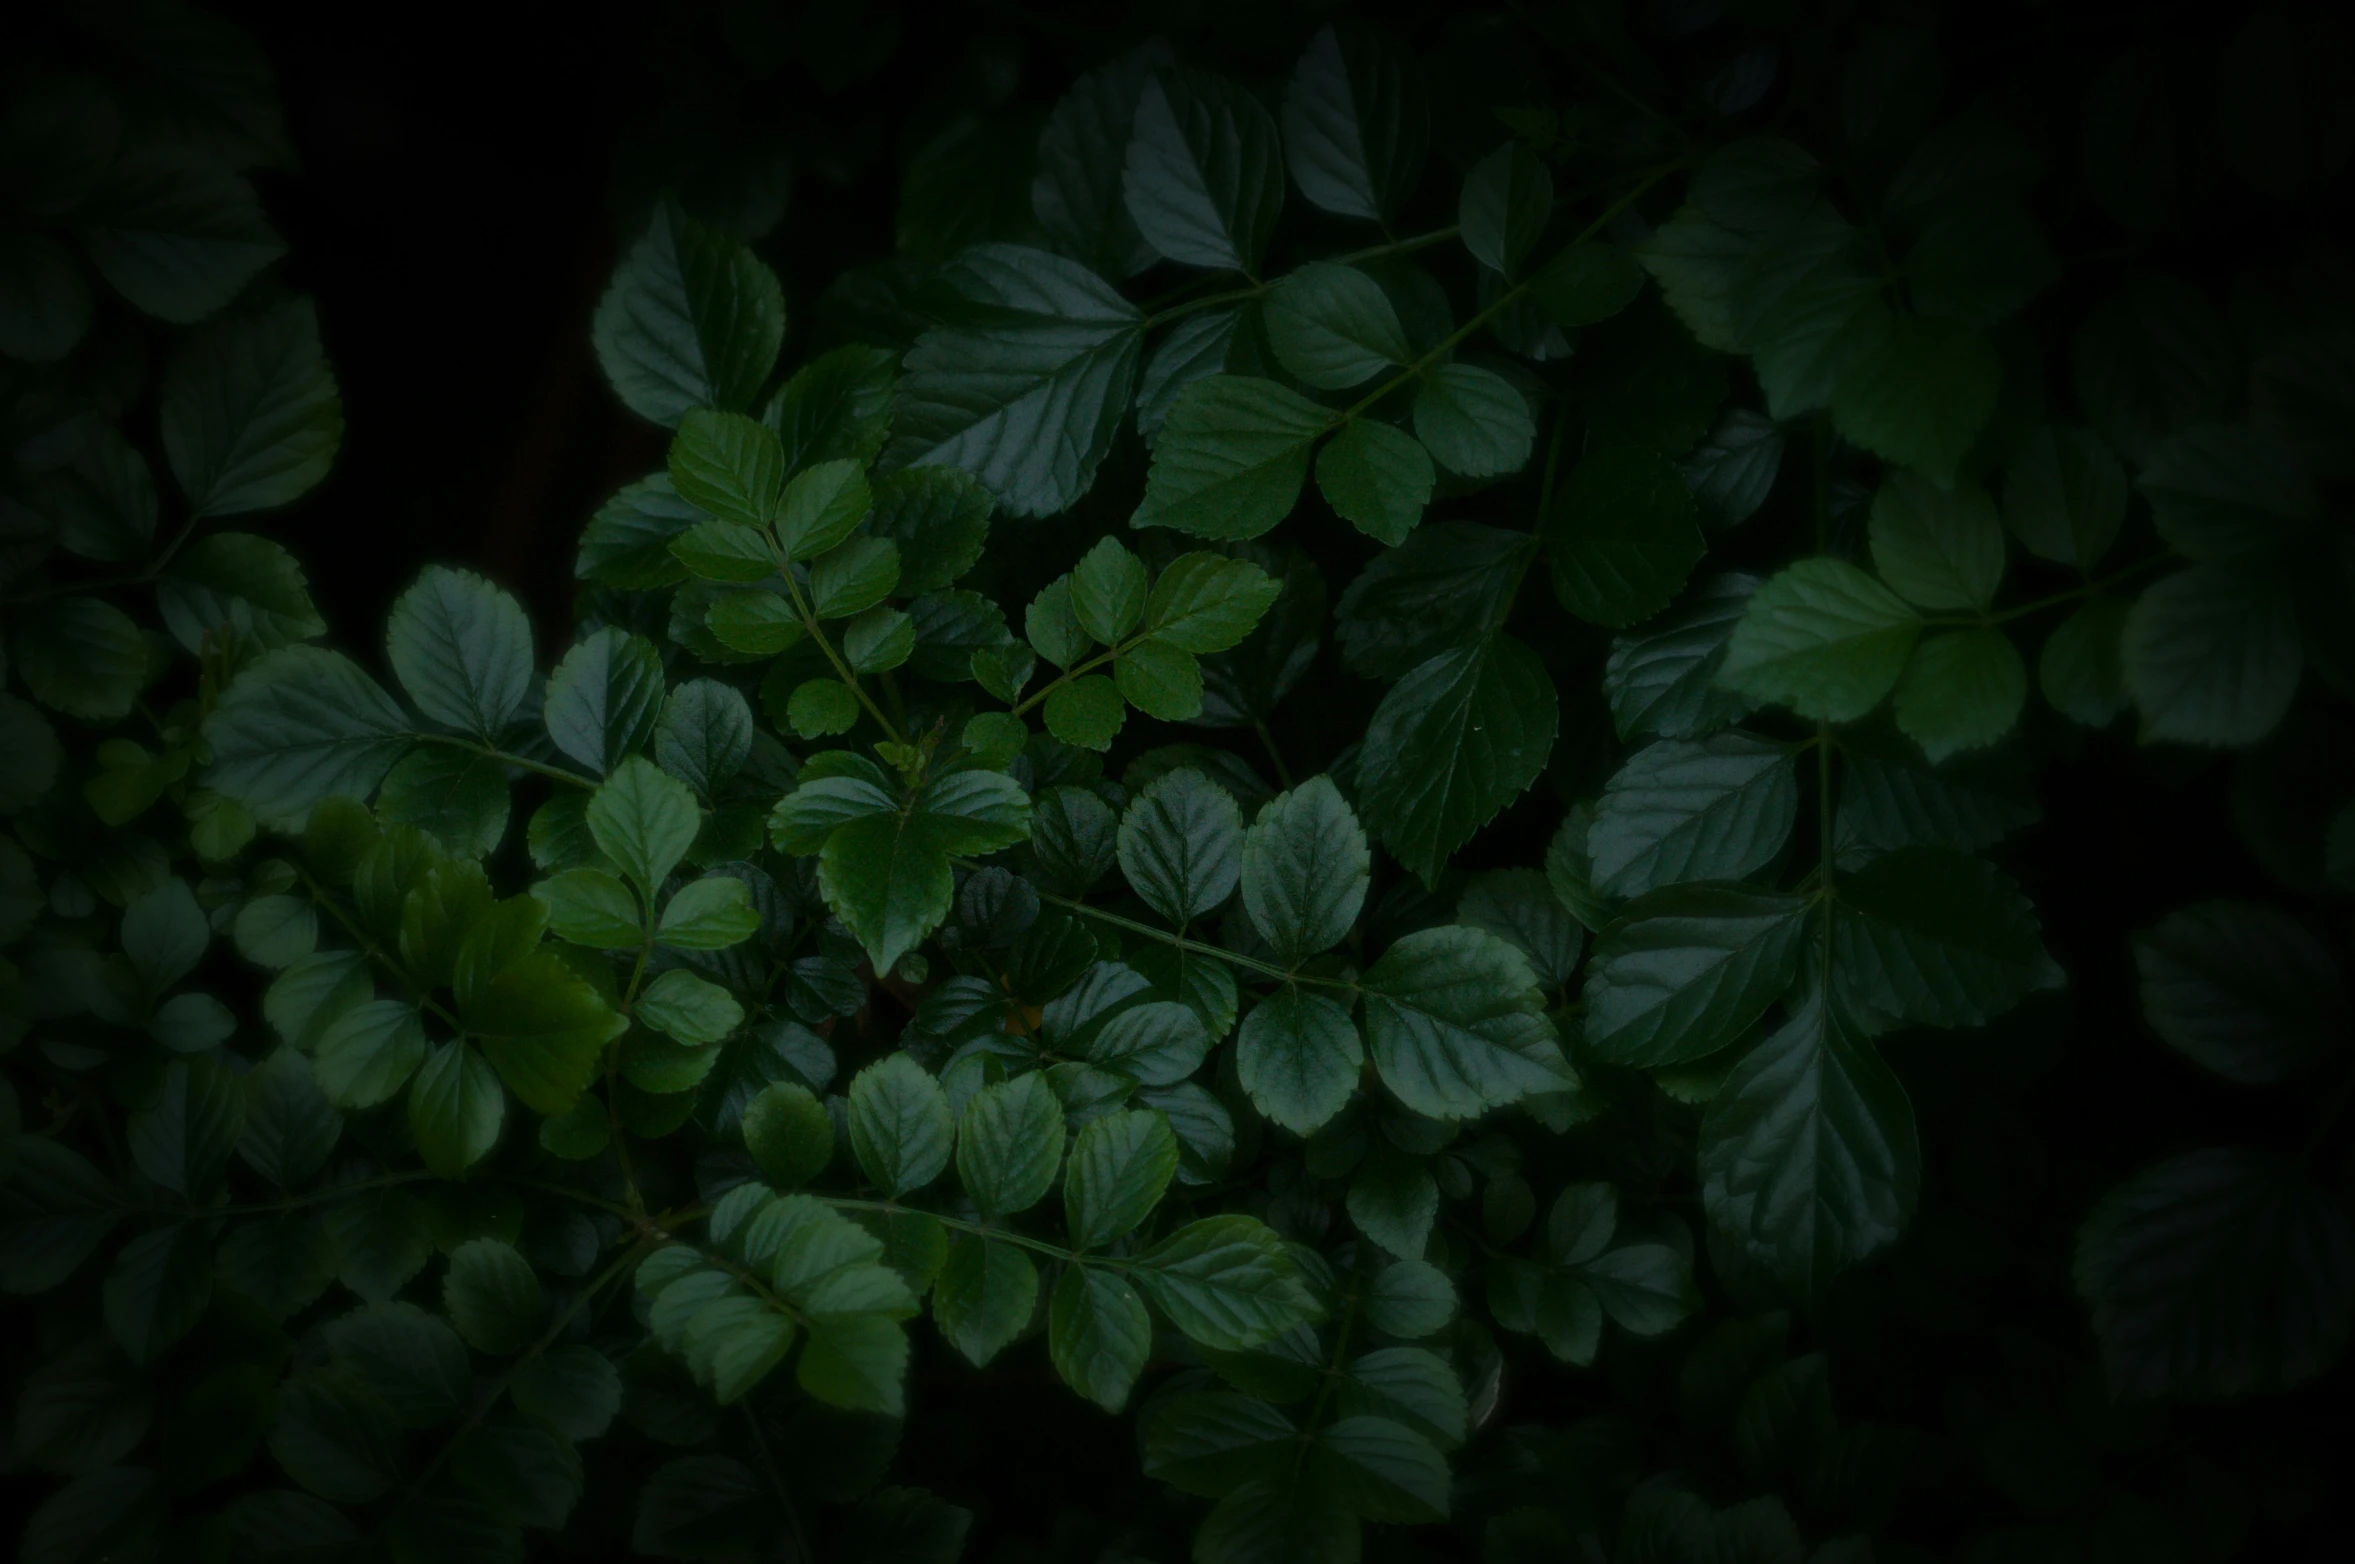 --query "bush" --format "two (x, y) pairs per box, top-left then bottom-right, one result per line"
(5, 2), (2353, 1560)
